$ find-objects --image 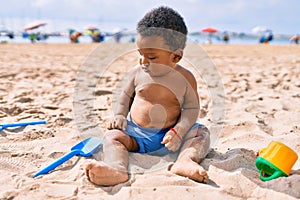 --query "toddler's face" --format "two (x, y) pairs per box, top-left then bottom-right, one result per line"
(136, 34), (177, 76)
